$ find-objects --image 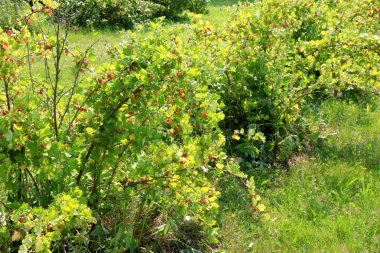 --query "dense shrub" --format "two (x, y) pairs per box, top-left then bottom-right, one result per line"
(60, 0), (165, 28)
(0, 1), (260, 252)
(189, 0), (379, 168)
(60, 0), (209, 29)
